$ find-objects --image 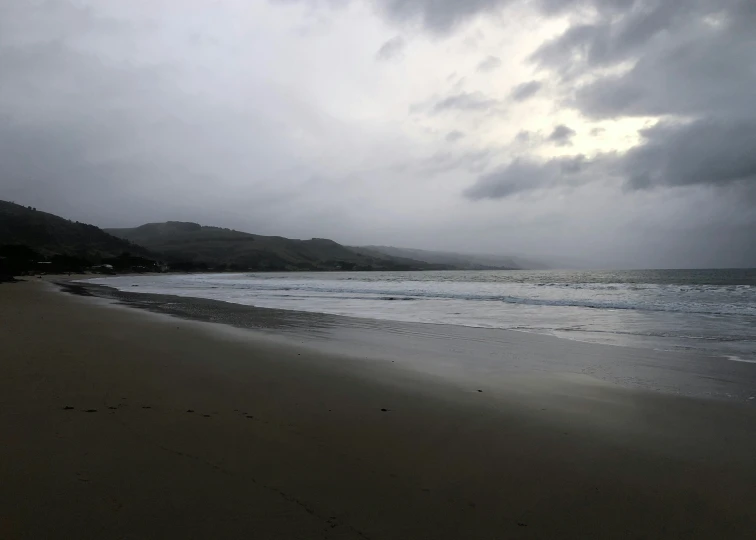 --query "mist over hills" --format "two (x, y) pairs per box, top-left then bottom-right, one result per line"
(1, 199), (546, 277)
(354, 246), (548, 270)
